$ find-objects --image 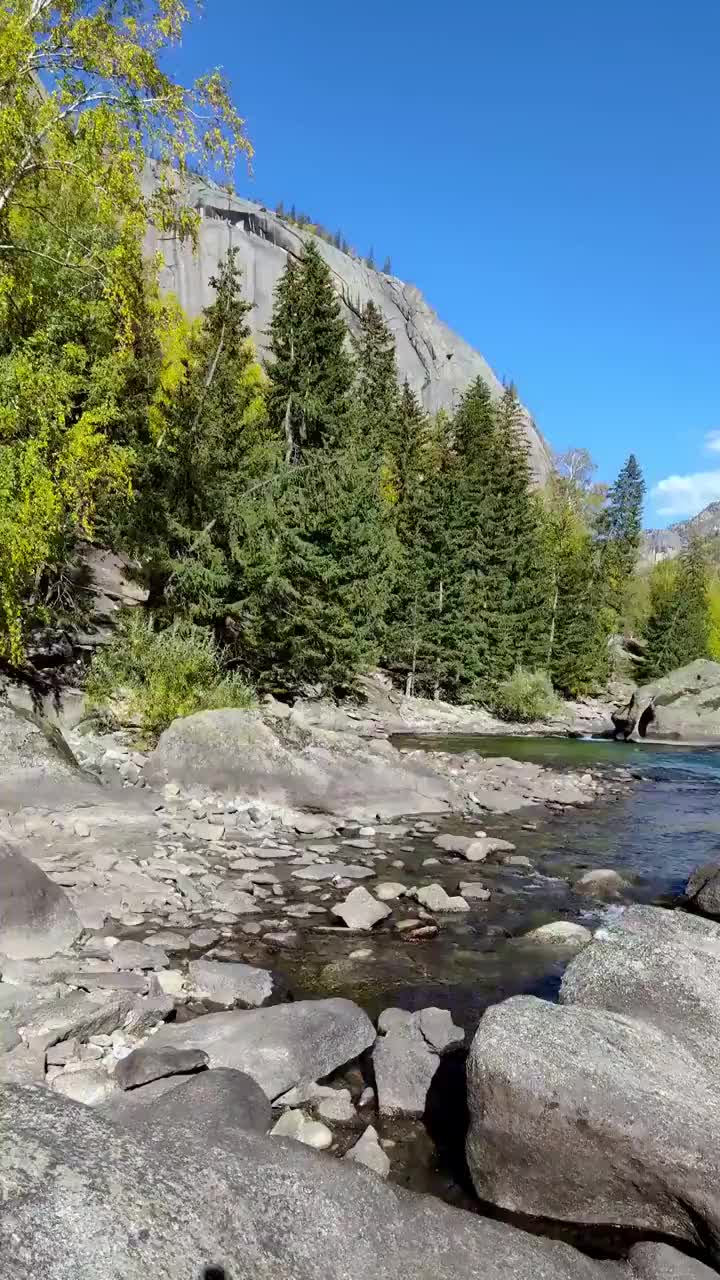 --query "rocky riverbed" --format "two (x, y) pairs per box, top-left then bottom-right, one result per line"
(1, 693), (718, 1277)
